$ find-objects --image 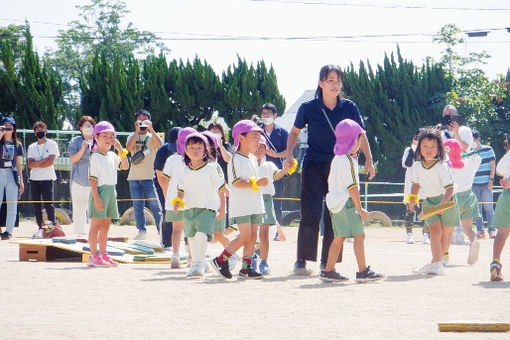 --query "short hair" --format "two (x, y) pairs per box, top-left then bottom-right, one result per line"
(134, 109), (151, 120)
(260, 103), (277, 114)
(207, 123), (228, 142)
(77, 116), (96, 129)
(442, 104), (458, 116)
(472, 129), (480, 139)
(33, 121), (47, 131)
